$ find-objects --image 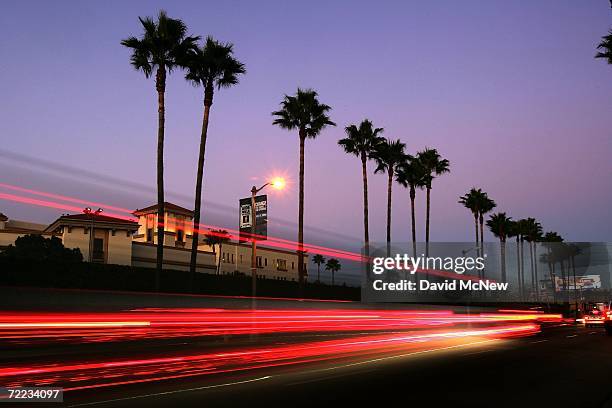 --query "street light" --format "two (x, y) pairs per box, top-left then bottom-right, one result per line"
(249, 177), (285, 298)
(83, 207), (103, 262)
